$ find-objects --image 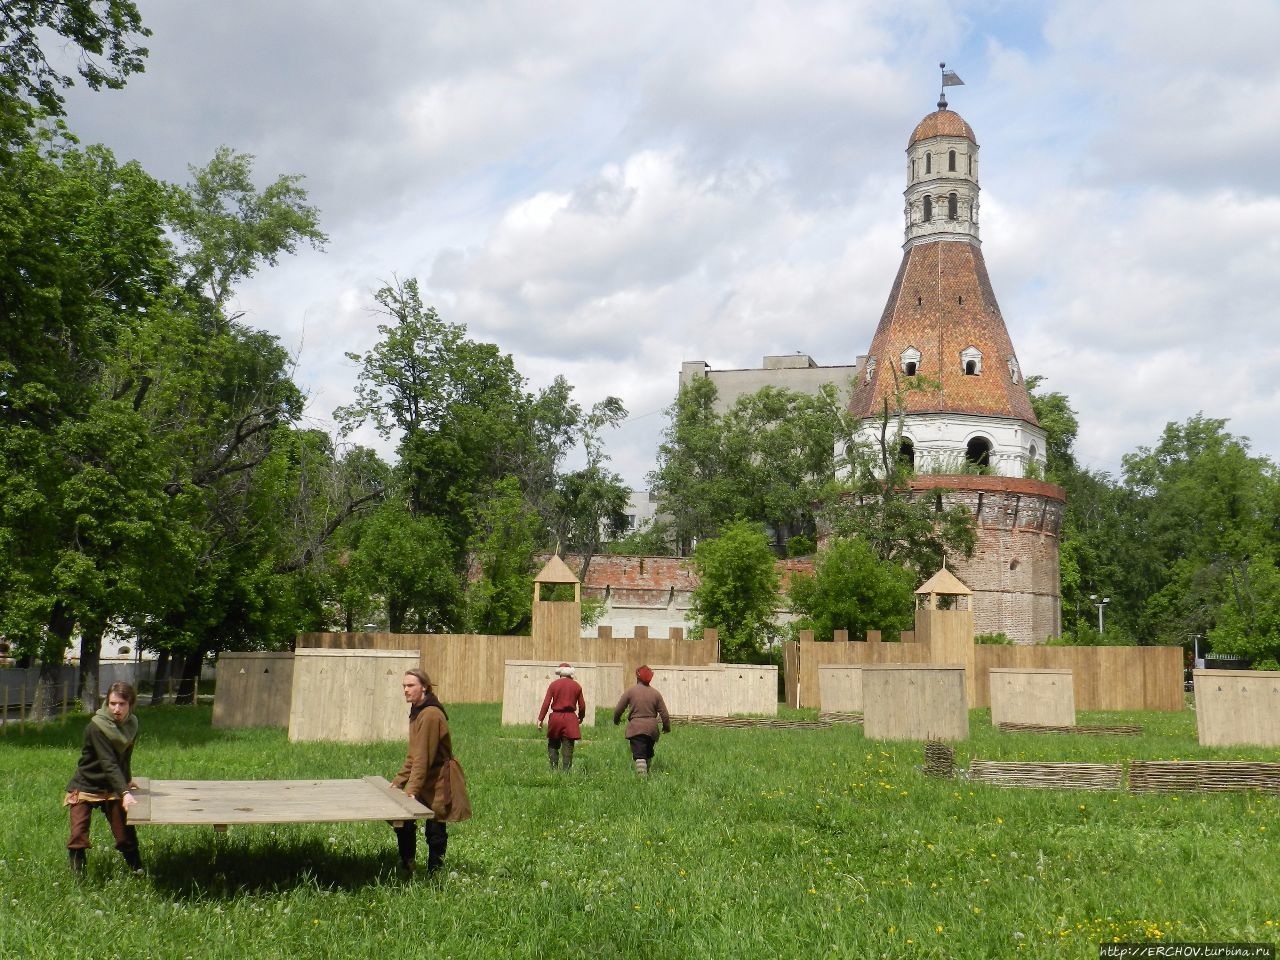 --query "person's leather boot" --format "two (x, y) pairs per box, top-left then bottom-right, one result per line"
(68, 849), (86, 875)
(547, 743), (559, 770)
(561, 740), (575, 772)
(120, 847), (142, 872)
